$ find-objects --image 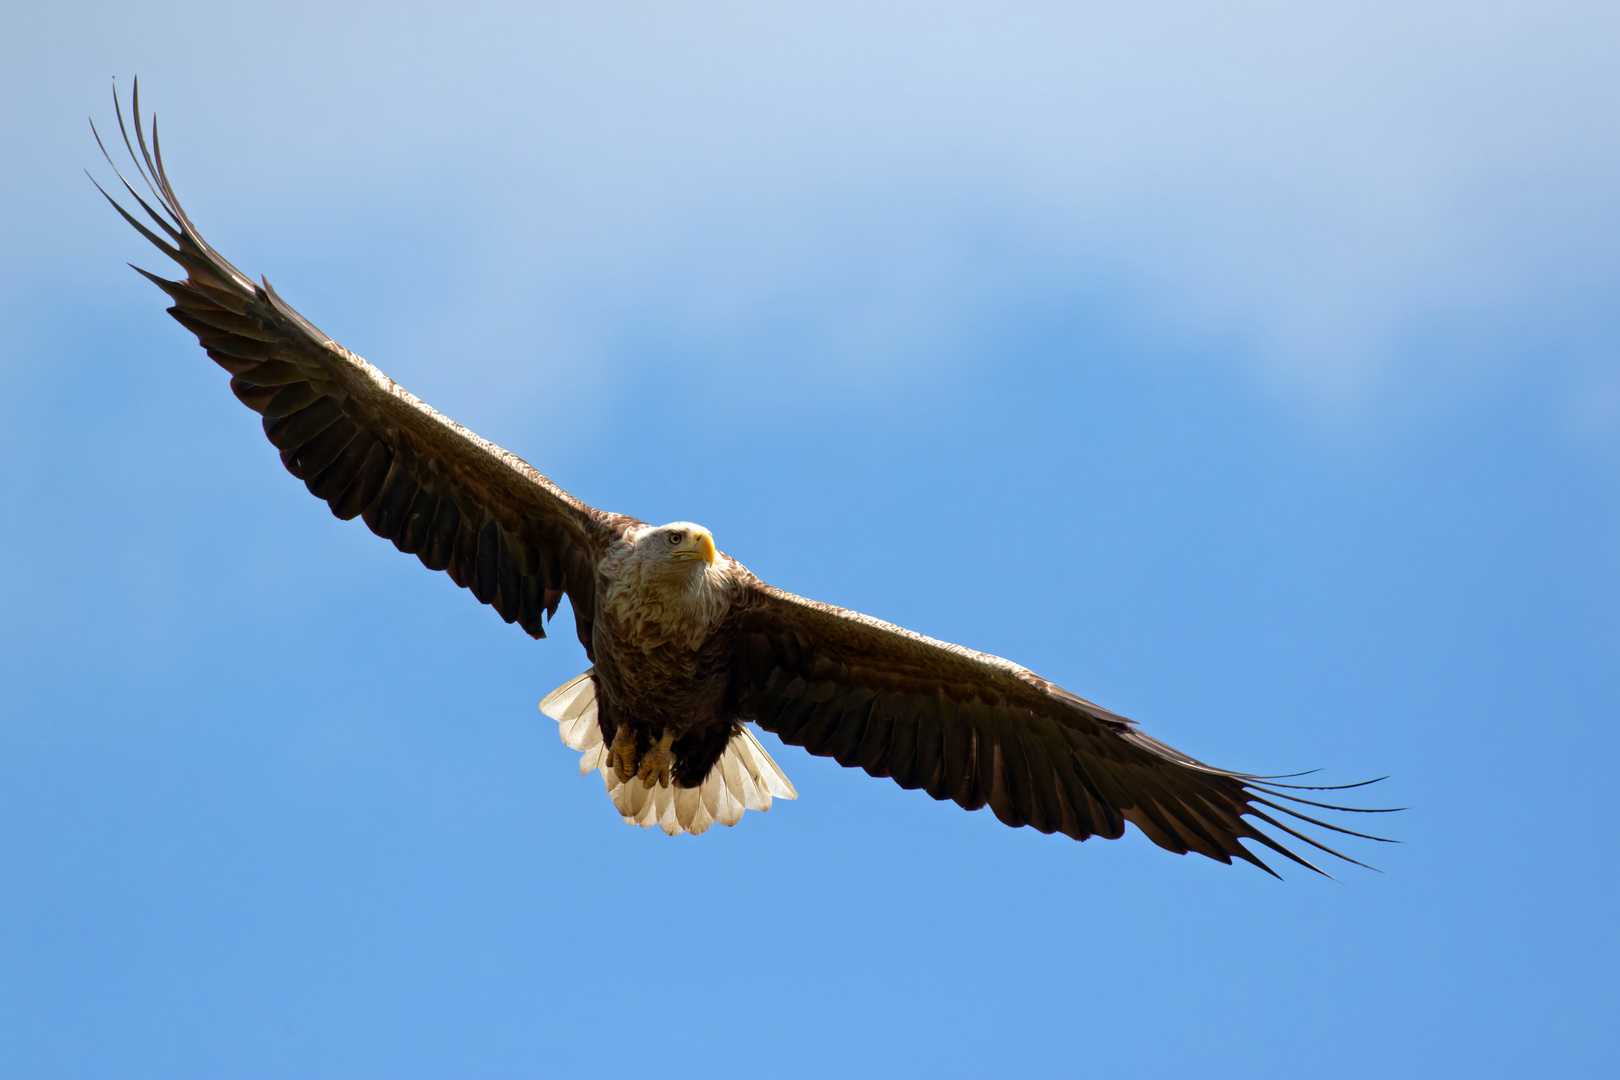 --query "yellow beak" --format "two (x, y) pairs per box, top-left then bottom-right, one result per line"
(696, 530), (716, 566)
